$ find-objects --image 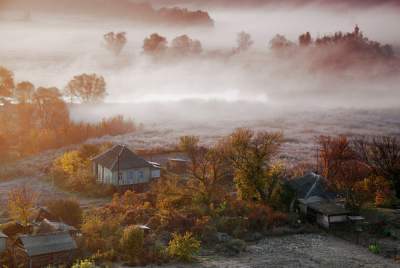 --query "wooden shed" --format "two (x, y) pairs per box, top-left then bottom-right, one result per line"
(13, 232), (77, 268)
